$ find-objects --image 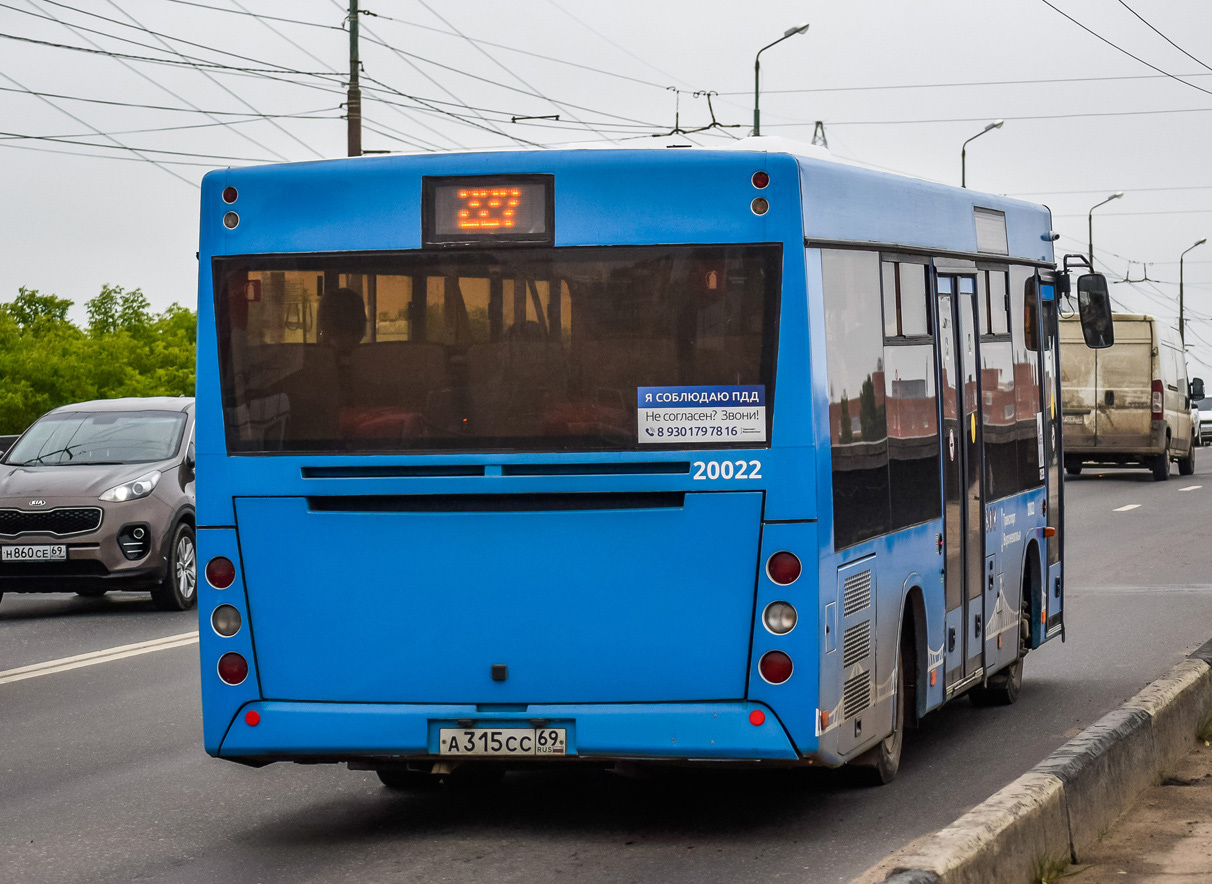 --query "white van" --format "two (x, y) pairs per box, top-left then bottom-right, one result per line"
(1059, 313), (1202, 480)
